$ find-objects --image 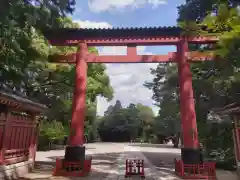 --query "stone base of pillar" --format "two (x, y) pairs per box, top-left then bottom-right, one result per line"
(181, 148), (203, 164)
(52, 156), (92, 177)
(64, 145), (85, 162)
(52, 145), (92, 177)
